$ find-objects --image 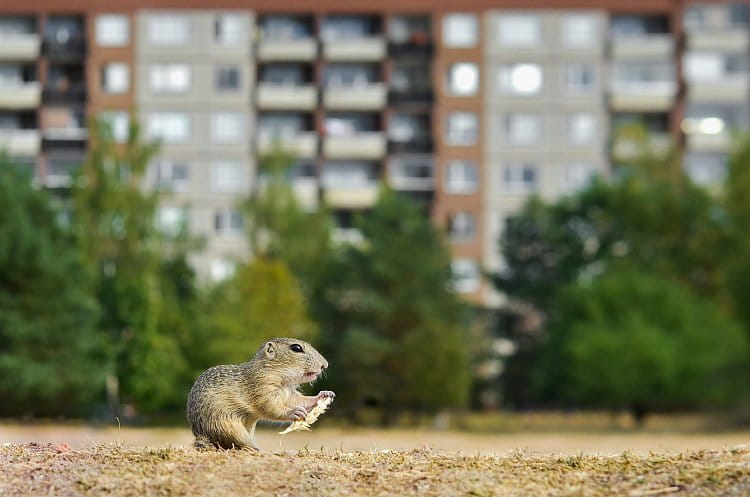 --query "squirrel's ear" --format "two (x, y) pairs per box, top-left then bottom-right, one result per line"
(264, 341), (276, 359)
